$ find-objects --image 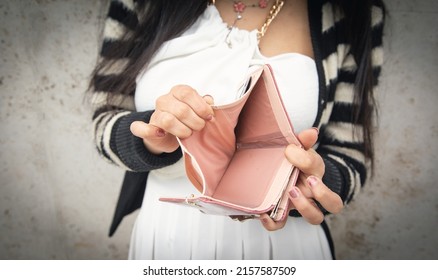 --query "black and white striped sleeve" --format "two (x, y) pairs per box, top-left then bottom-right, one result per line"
(317, 2), (385, 204)
(91, 0), (182, 172)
